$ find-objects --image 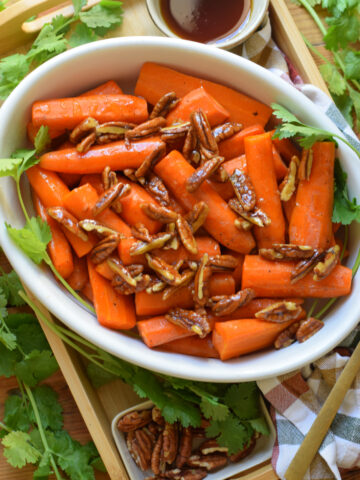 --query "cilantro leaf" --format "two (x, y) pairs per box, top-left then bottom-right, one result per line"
(79, 3), (123, 33)
(2, 431), (41, 468)
(333, 93), (354, 128)
(319, 63), (346, 95)
(73, 0), (86, 16)
(349, 87), (360, 131)
(0, 54), (30, 100)
(86, 362), (117, 388)
(31, 385), (63, 431)
(4, 395), (32, 432)
(249, 417), (270, 435)
(332, 158), (360, 224)
(224, 383), (261, 420)
(161, 392), (202, 427)
(324, 11), (360, 50)
(200, 396), (229, 421)
(15, 350), (58, 387)
(206, 415), (252, 454)
(0, 330), (17, 351)
(132, 369), (168, 406)
(0, 158), (22, 179)
(28, 24), (68, 65)
(0, 270), (26, 306)
(344, 50), (360, 80)
(0, 288), (7, 318)
(271, 103), (299, 124)
(34, 126), (51, 155)
(68, 23), (99, 48)
(0, 343), (19, 377)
